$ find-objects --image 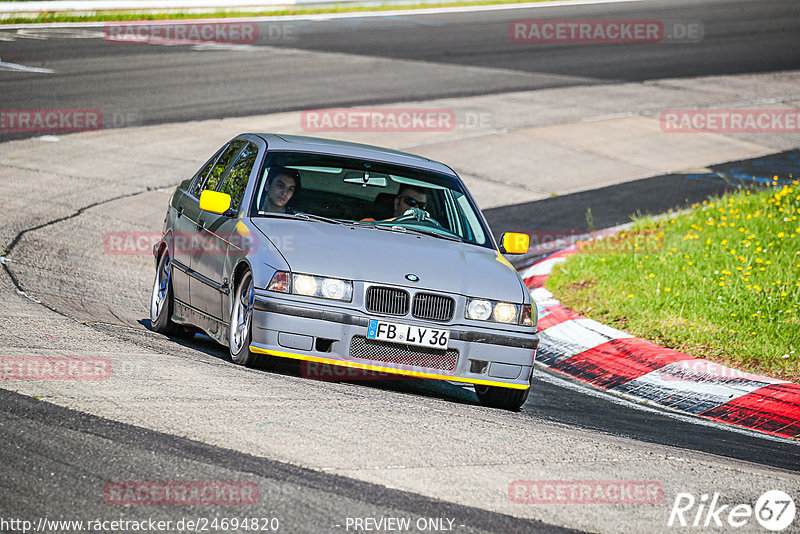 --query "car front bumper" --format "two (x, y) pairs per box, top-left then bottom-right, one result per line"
(249, 295), (538, 390)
